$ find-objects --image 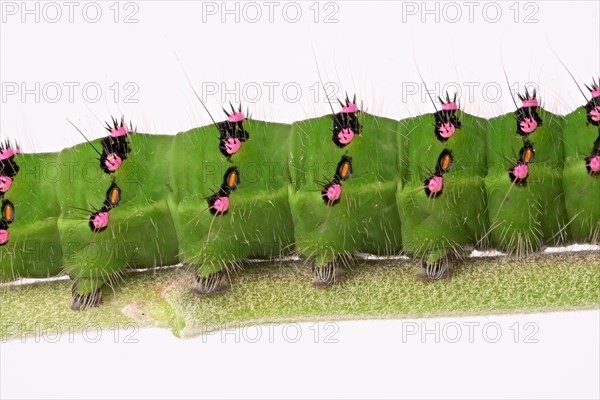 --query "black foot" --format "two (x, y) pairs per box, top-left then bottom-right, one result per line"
(312, 262), (347, 288)
(192, 270), (230, 297)
(416, 258), (453, 282)
(71, 287), (103, 311)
